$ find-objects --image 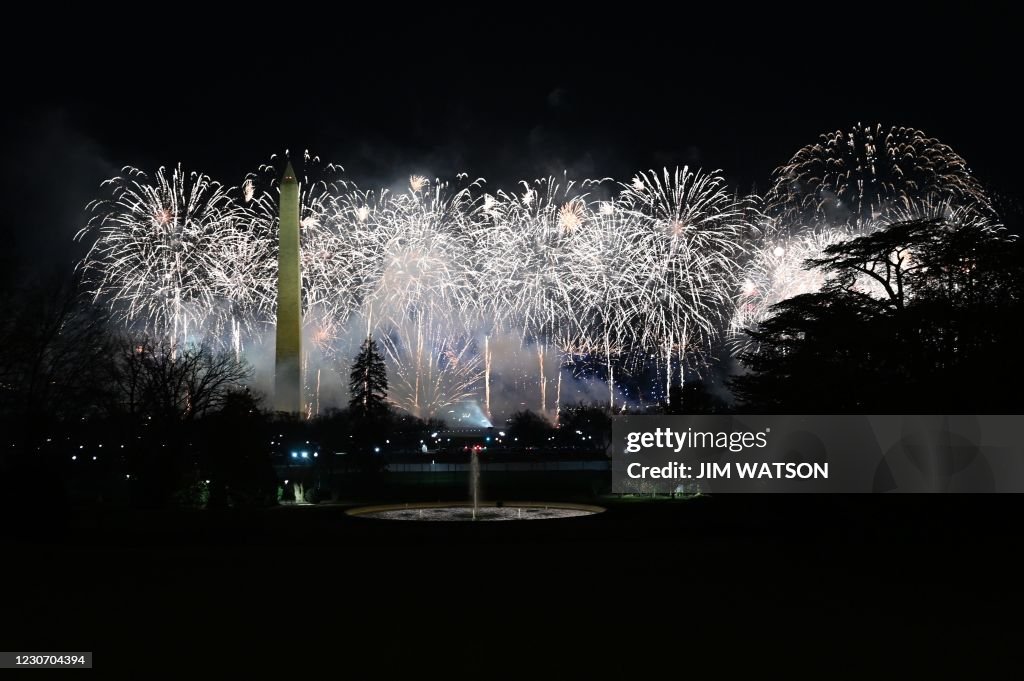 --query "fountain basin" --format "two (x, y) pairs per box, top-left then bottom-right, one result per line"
(346, 501), (604, 522)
